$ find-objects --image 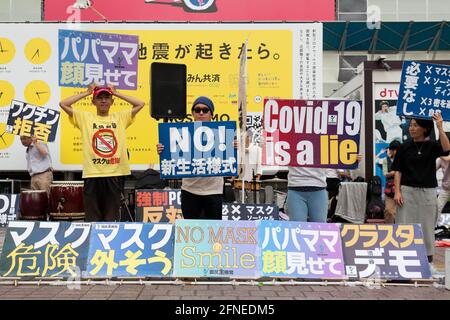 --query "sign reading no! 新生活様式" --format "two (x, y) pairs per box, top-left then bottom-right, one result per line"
(158, 121), (238, 179)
